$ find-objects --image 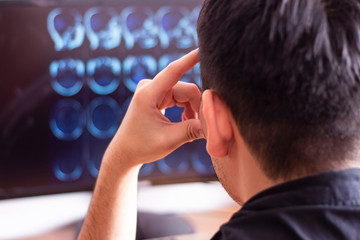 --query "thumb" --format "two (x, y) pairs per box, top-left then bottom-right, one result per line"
(170, 119), (205, 145)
